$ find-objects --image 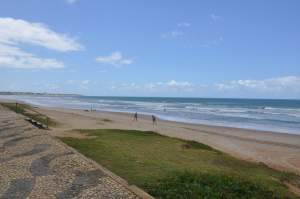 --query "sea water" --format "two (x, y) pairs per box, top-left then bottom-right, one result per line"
(1, 95), (300, 134)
